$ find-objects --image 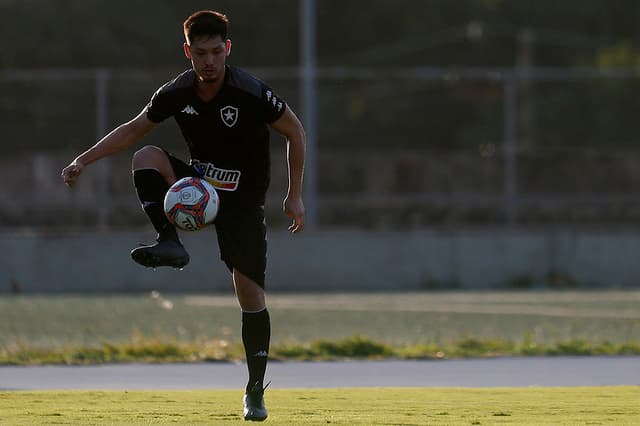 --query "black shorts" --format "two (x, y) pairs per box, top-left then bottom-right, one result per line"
(166, 151), (267, 288)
